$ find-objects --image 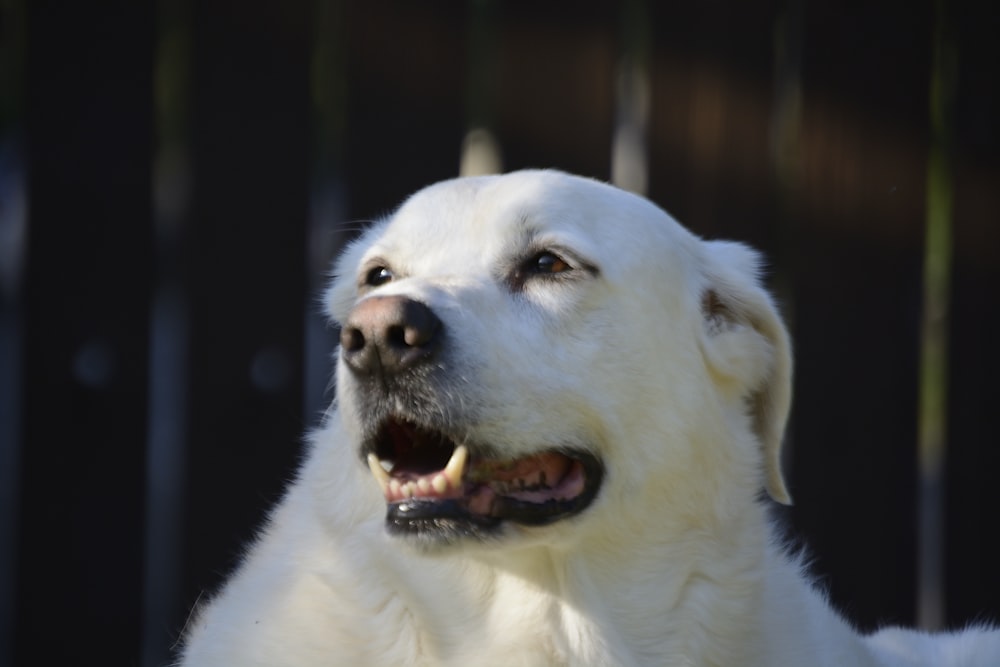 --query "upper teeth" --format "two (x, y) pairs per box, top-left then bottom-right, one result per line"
(443, 445), (467, 488)
(367, 453), (390, 491)
(367, 445), (468, 499)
